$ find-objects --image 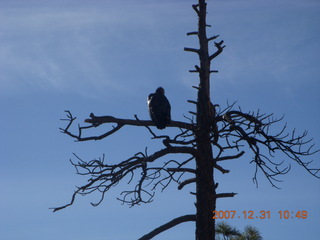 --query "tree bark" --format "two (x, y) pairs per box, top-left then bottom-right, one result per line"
(195, 1), (216, 239)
